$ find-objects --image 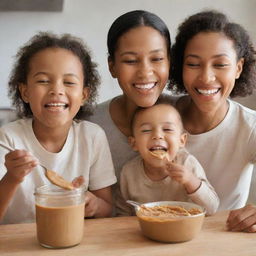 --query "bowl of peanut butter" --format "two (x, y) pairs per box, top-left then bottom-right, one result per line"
(135, 201), (205, 243)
